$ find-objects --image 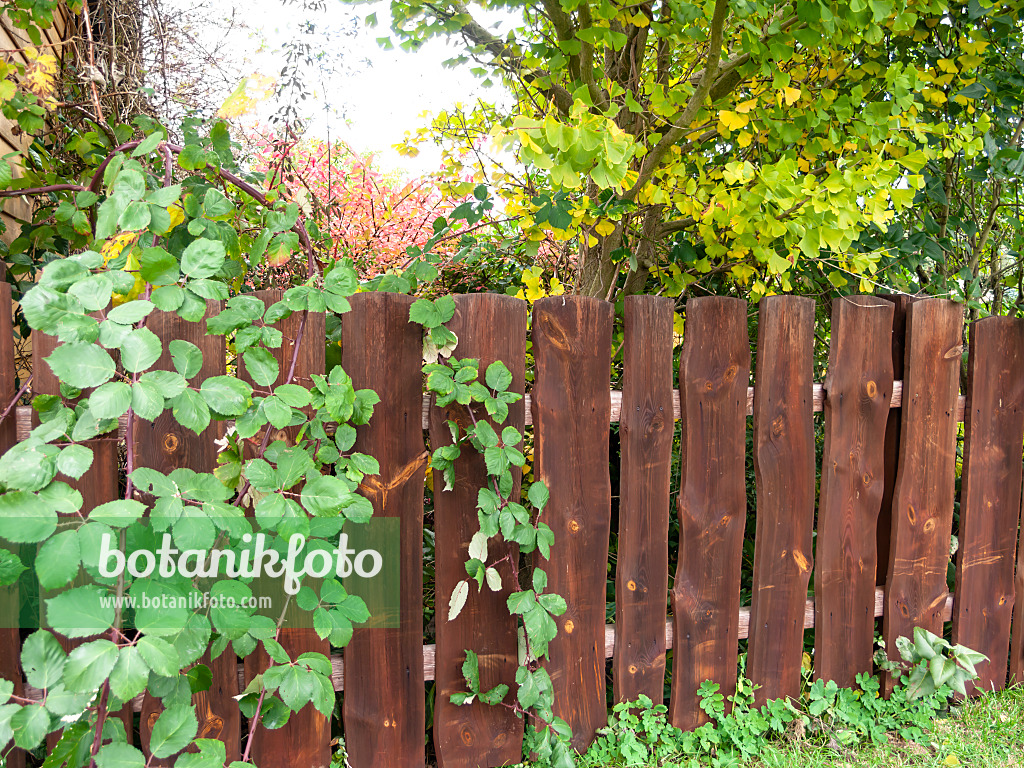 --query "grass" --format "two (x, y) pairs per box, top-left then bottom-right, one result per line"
(751, 685), (1024, 768)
